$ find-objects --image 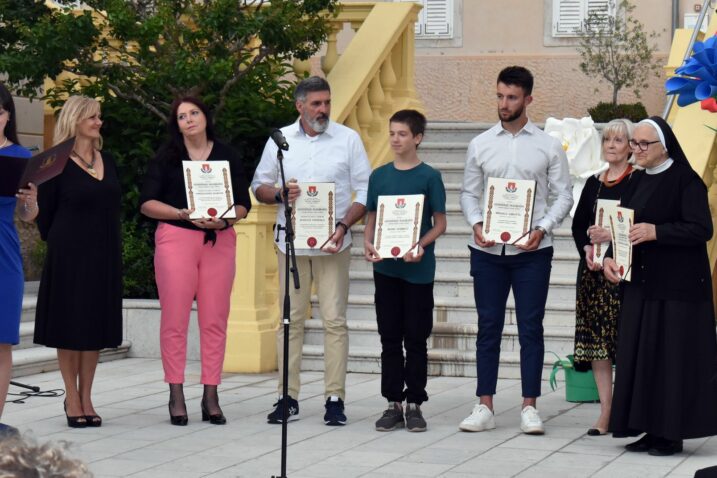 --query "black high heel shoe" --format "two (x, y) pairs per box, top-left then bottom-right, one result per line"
(85, 415), (102, 427)
(168, 400), (188, 426)
(201, 400), (226, 425)
(64, 401), (87, 428)
(168, 383), (188, 426)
